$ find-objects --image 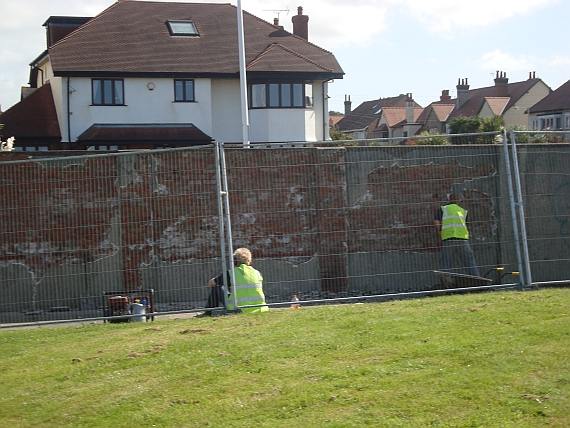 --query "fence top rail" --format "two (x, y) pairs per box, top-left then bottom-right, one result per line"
(0, 144), (216, 166)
